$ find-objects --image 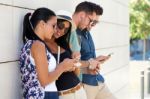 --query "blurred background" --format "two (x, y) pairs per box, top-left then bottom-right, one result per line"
(130, 0), (150, 99)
